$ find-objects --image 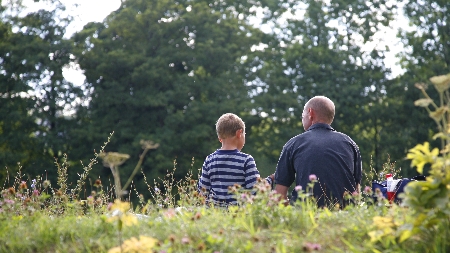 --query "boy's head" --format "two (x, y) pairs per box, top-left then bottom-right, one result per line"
(216, 113), (245, 140)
